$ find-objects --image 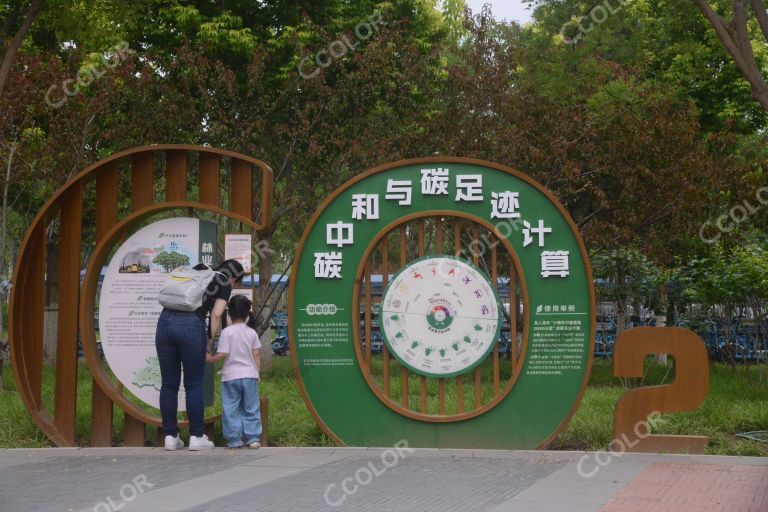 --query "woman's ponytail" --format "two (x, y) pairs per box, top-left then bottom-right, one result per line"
(246, 311), (258, 331)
